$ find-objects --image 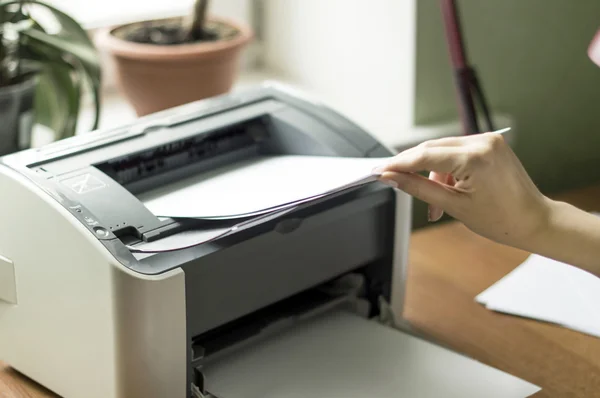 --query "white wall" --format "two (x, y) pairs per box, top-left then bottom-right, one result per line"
(261, 0), (416, 147)
(46, 0), (252, 30)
